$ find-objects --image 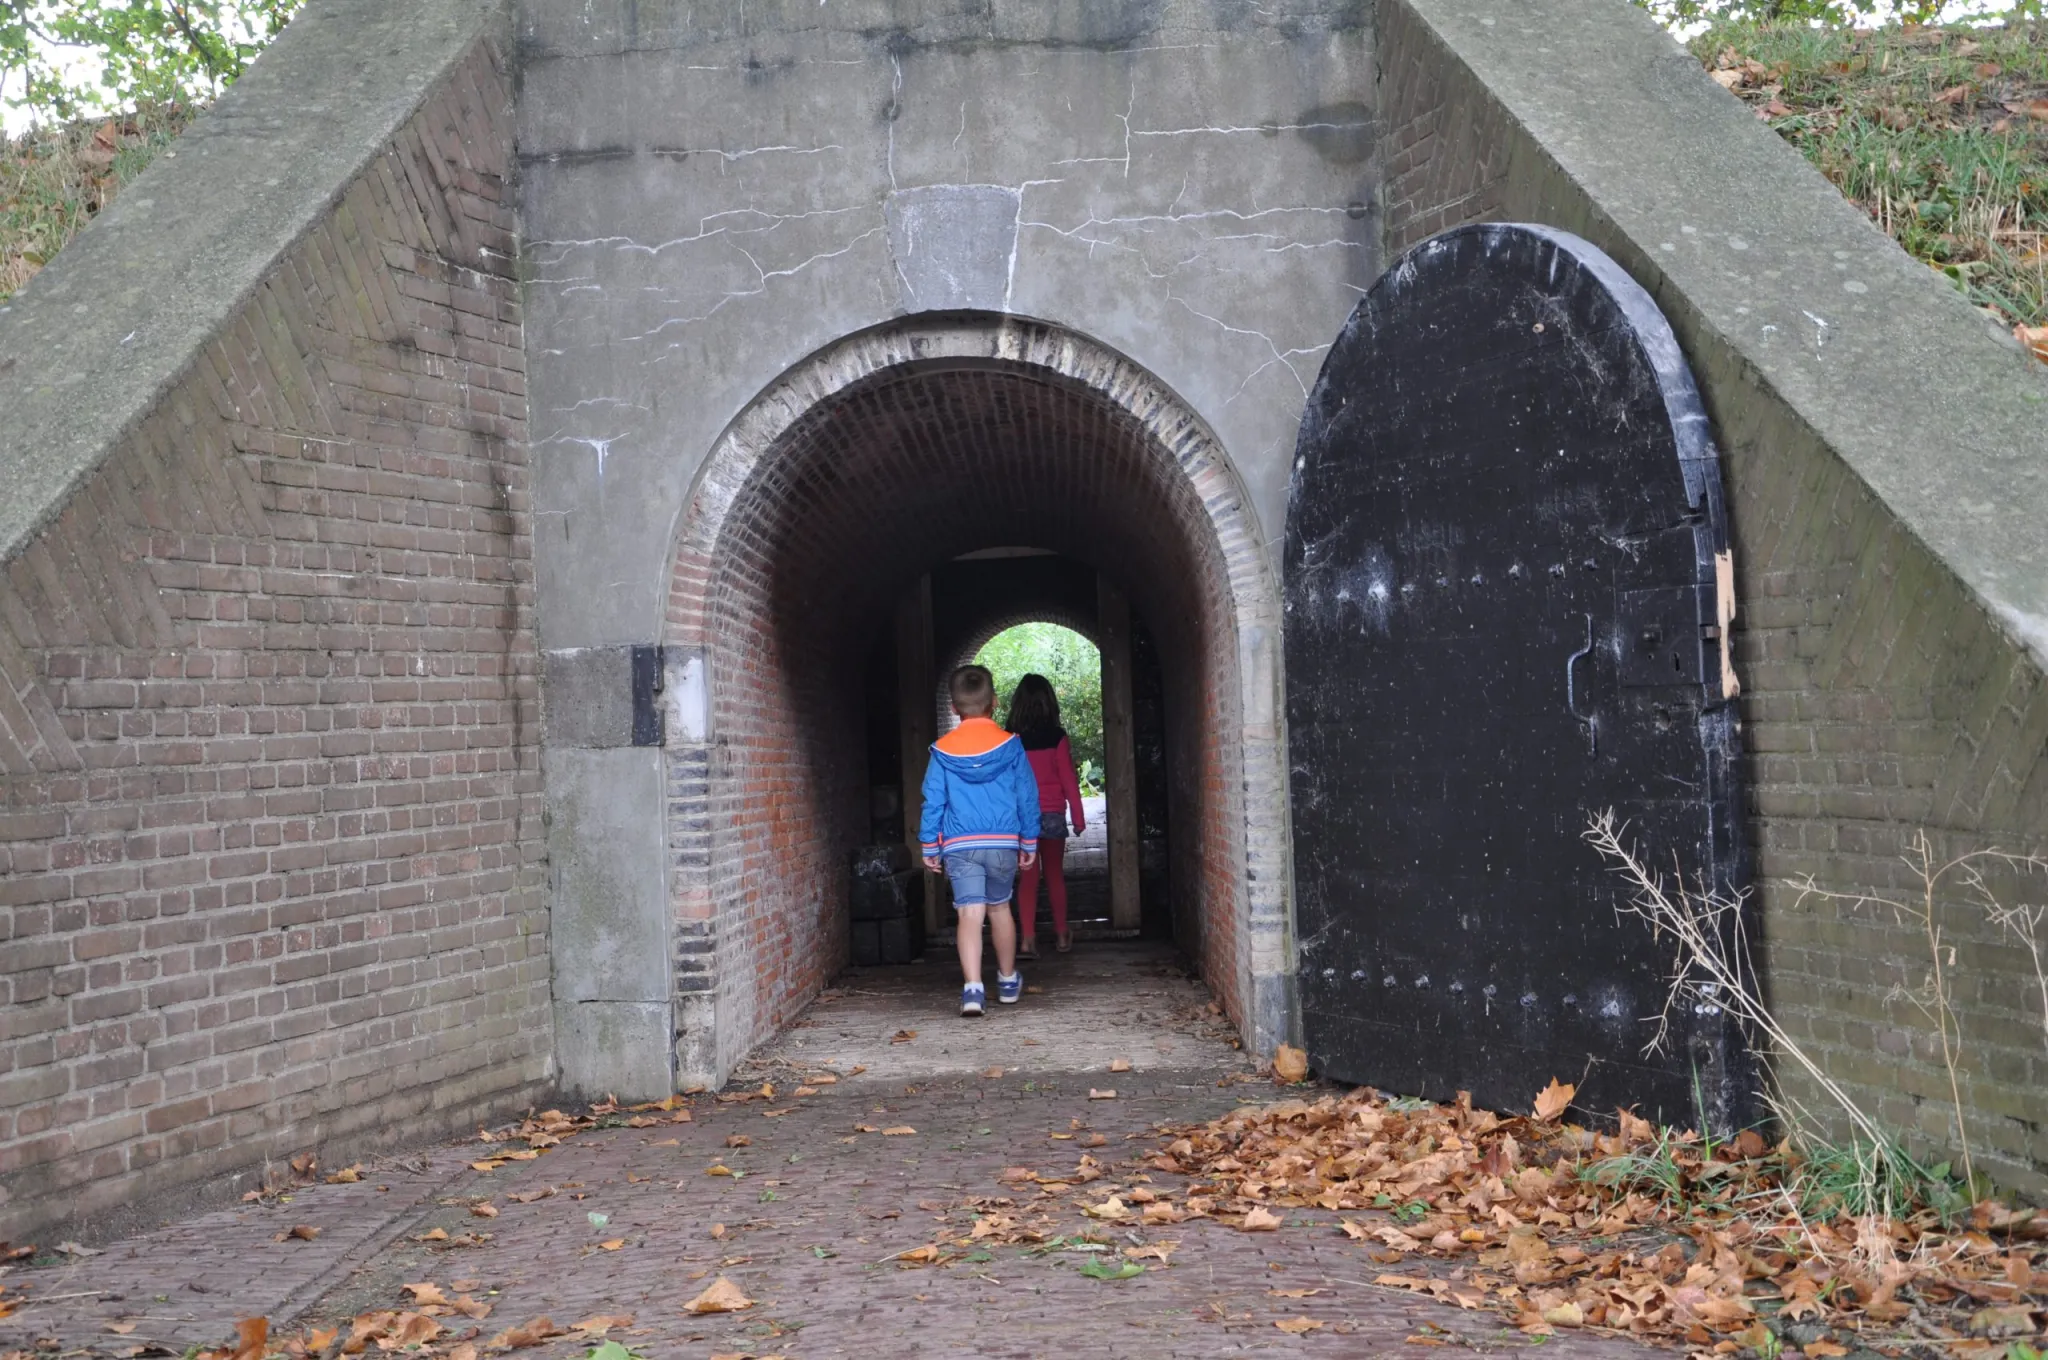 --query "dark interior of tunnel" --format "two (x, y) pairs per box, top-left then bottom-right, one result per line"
(706, 354), (1241, 996)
